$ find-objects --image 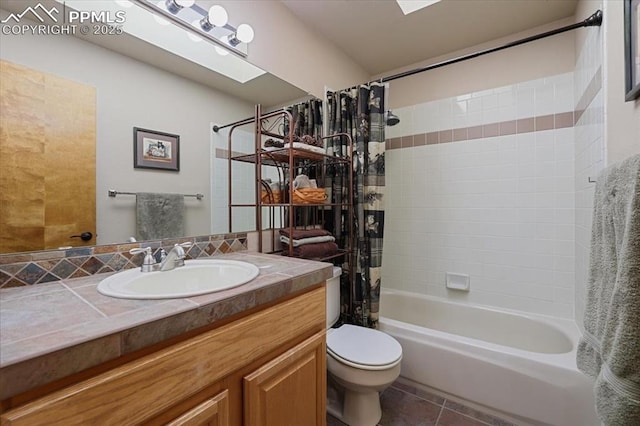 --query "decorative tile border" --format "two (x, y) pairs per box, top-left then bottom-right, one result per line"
(386, 111), (575, 150)
(387, 67), (602, 152)
(575, 66), (602, 123)
(0, 233), (248, 288)
(215, 147), (249, 159)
